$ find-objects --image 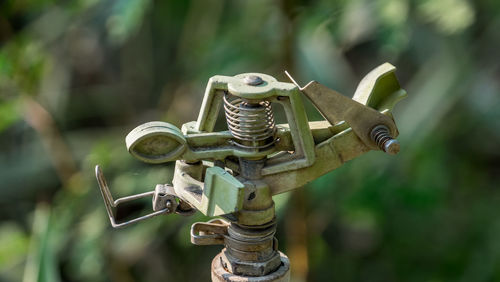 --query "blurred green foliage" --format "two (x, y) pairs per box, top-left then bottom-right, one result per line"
(0, 0), (499, 281)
